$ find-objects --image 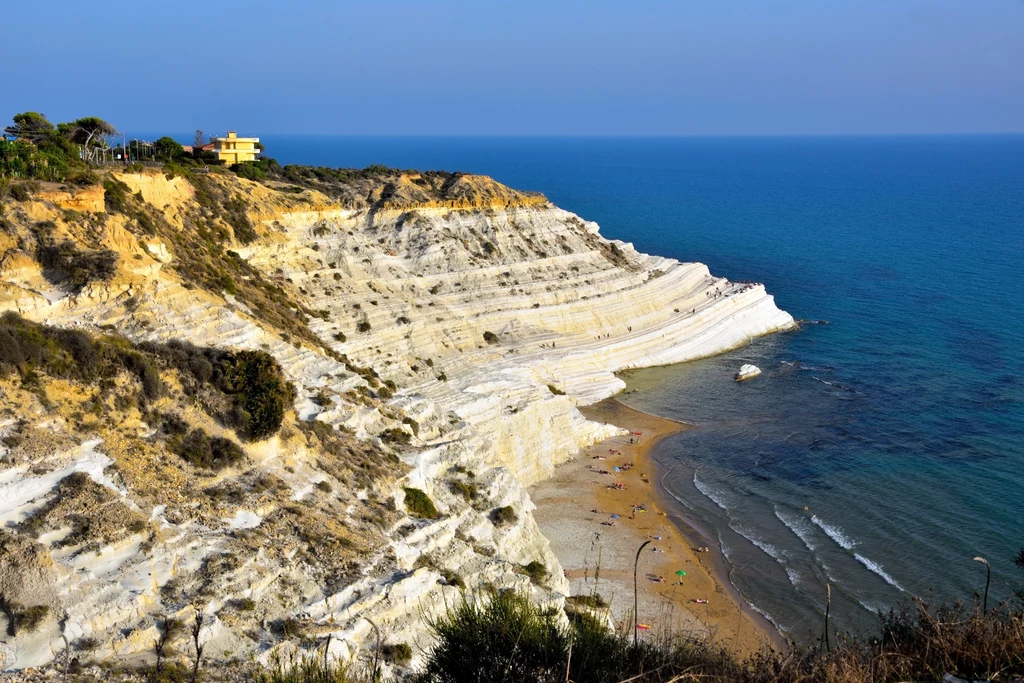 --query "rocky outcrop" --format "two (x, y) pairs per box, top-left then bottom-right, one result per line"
(0, 169), (793, 673)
